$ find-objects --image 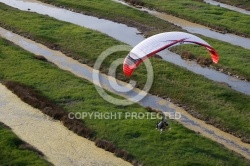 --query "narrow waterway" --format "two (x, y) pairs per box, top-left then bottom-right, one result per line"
(0, 84), (132, 166)
(1, 0), (250, 96)
(1, 27), (249, 160)
(203, 0), (250, 15)
(115, 0), (250, 50)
